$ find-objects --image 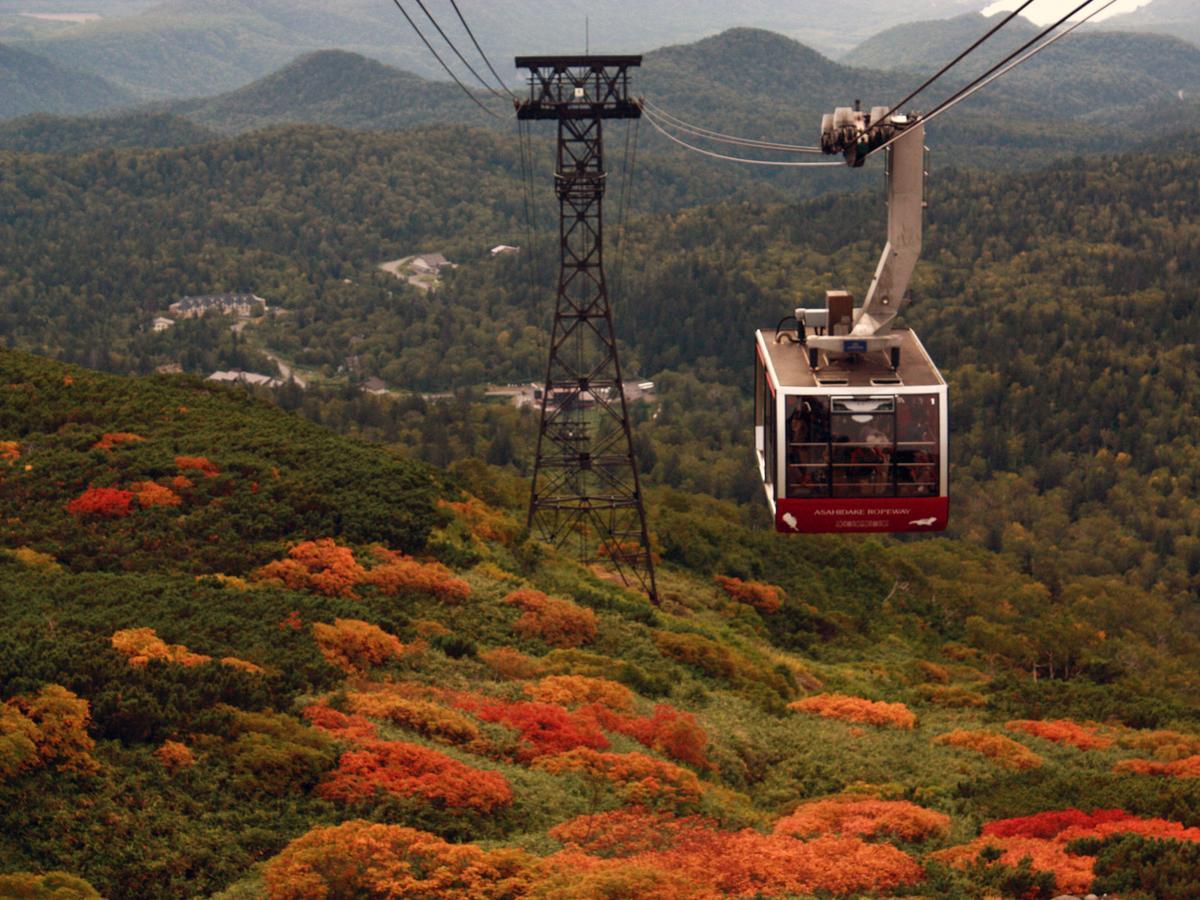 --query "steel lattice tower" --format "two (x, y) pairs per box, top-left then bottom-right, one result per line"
(516, 55), (656, 602)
